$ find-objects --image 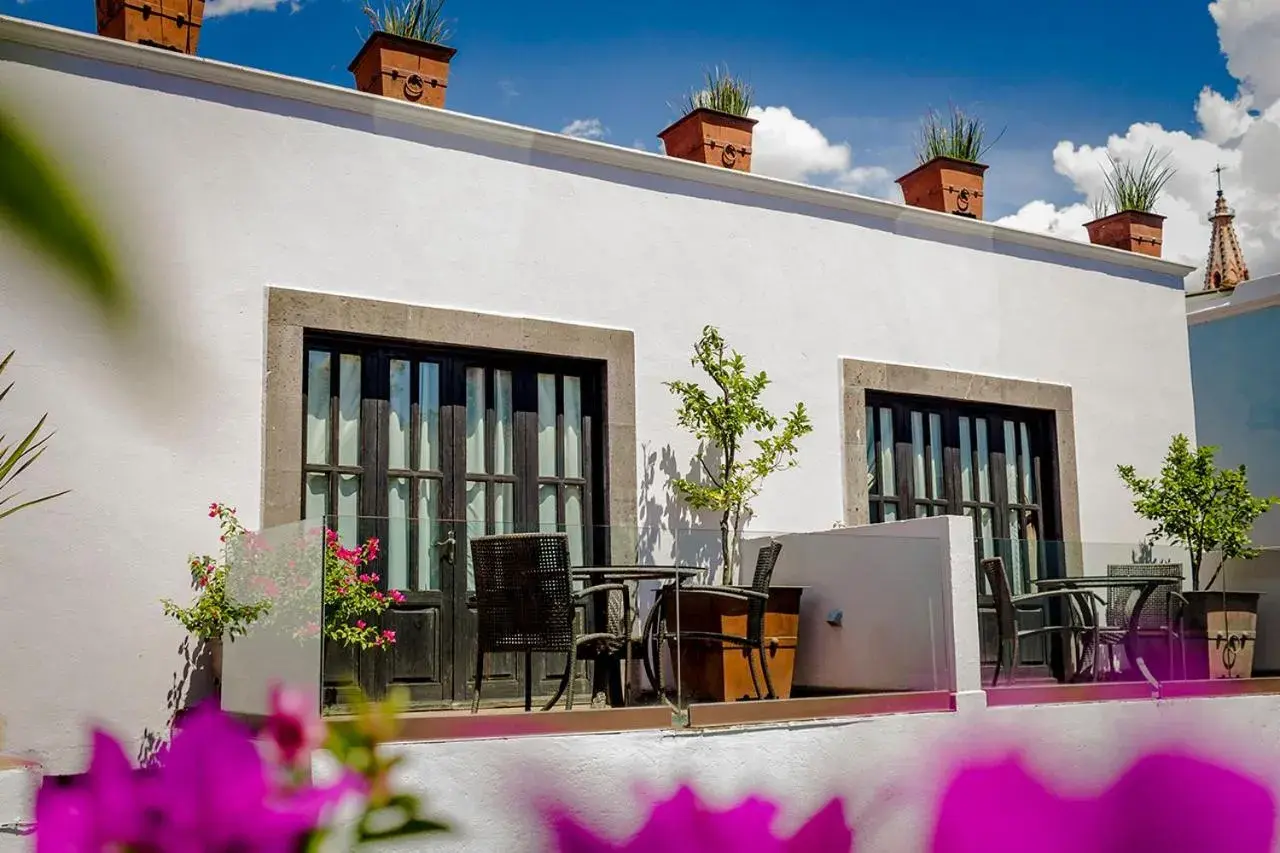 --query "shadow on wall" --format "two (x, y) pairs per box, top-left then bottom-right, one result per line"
(136, 636), (218, 765)
(637, 442), (719, 574)
(0, 42), (1182, 291)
